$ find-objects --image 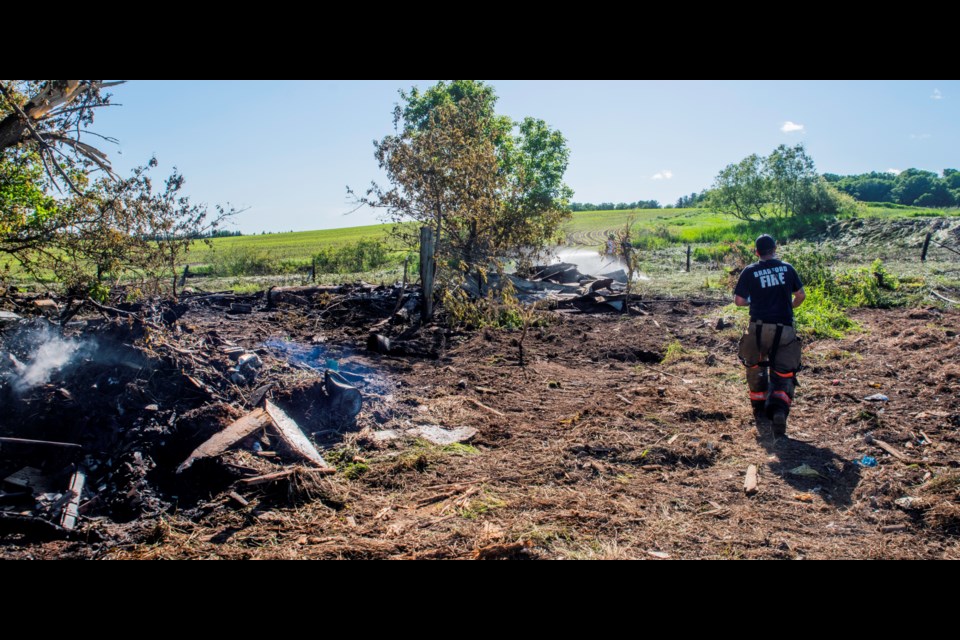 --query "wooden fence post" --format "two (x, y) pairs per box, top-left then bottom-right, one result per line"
(420, 227), (435, 320)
